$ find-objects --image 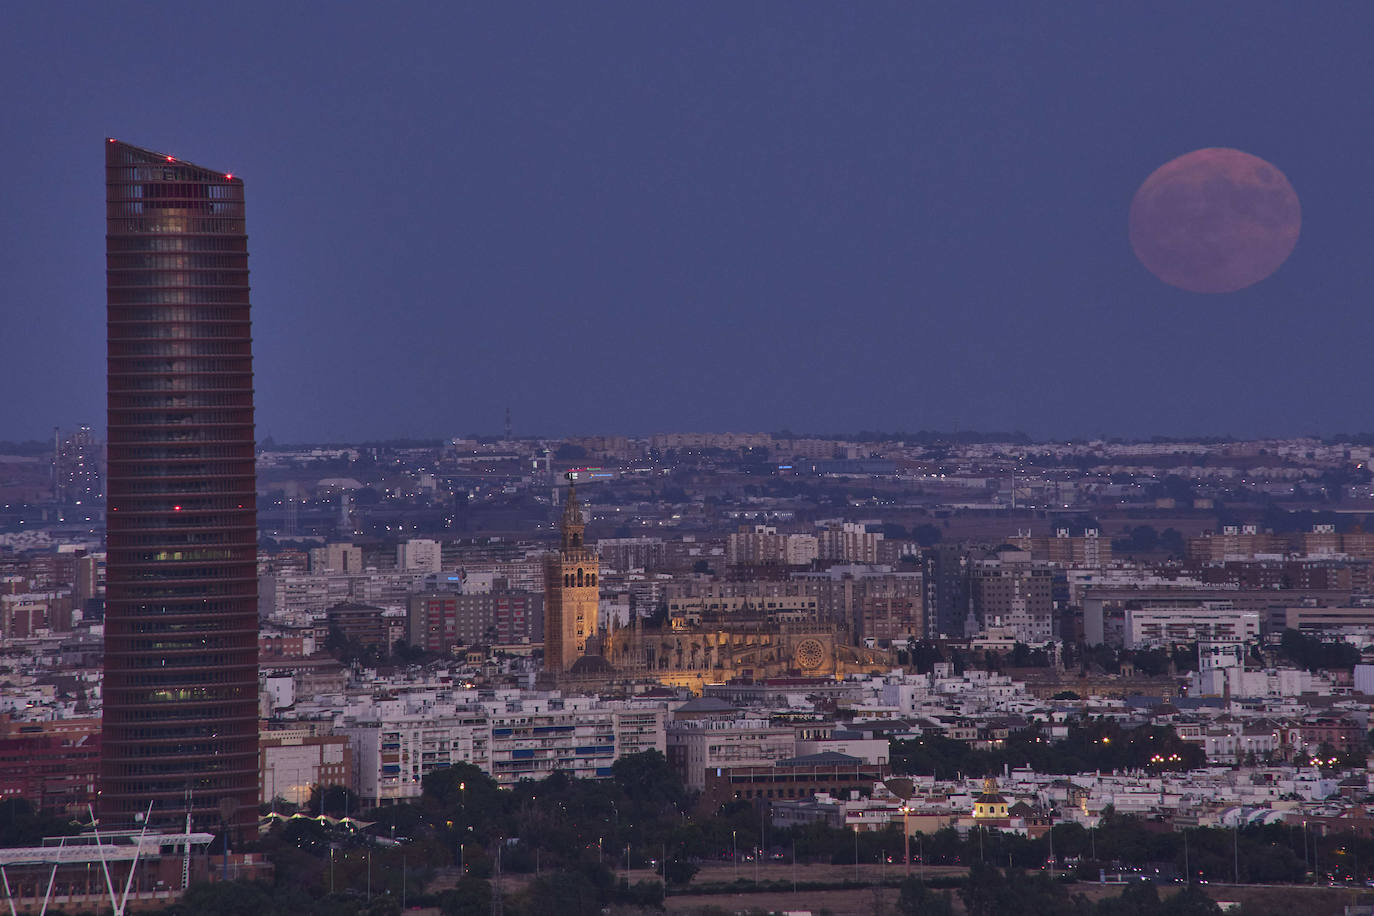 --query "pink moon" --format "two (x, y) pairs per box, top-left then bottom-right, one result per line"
(1128, 147), (1301, 294)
